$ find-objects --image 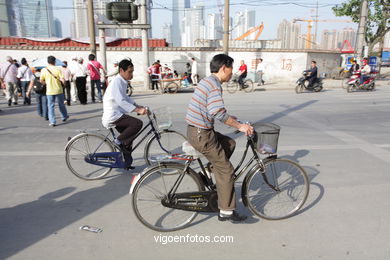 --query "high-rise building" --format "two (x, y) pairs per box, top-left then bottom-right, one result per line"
(0, 0), (9, 36)
(53, 18), (62, 37)
(182, 5), (206, 47)
(207, 13), (223, 40)
(234, 10), (255, 40)
(162, 23), (172, 43)
(338, 27), (355, 48)
(6, 0), (55, 37)
(171, 0), (190, 46)
(277, 19), (301, 49)
(321, 29), (339, 50)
